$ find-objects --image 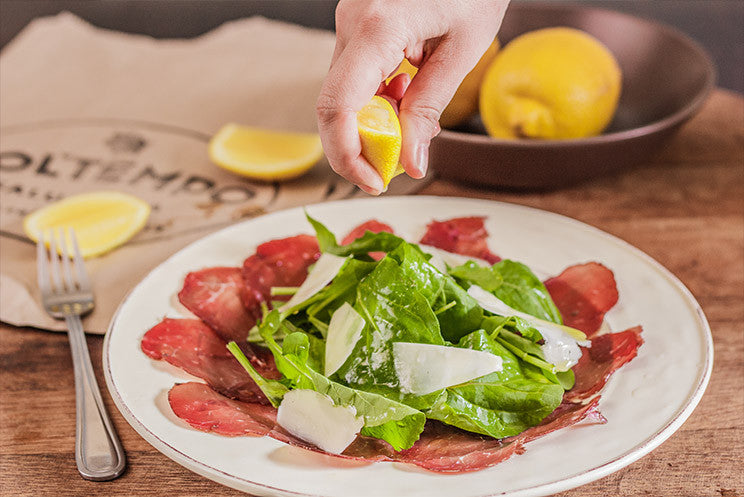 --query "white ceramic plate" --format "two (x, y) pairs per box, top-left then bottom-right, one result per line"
(104, 196), (713, 497)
